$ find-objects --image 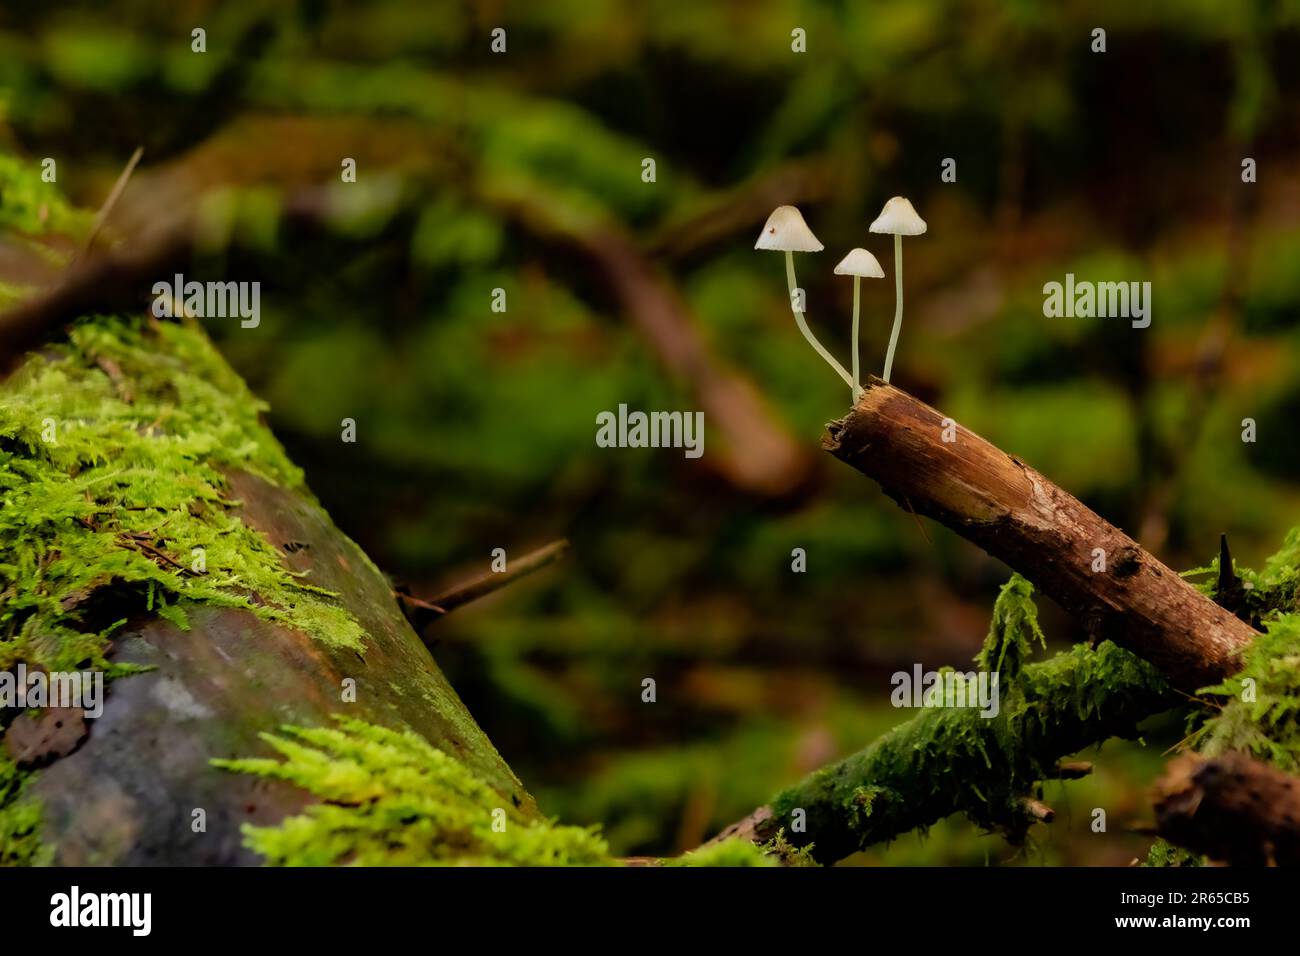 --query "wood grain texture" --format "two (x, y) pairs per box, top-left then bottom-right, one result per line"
(824, 376), (1259, 691)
